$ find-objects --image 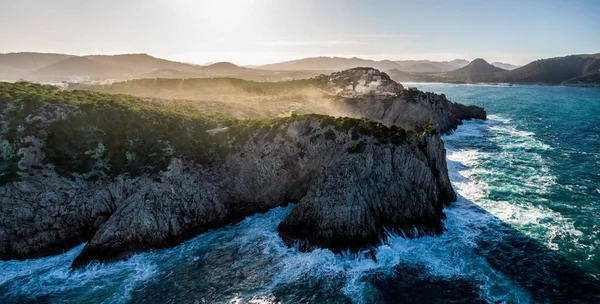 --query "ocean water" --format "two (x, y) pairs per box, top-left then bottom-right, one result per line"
(1, 84), (599, 303)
